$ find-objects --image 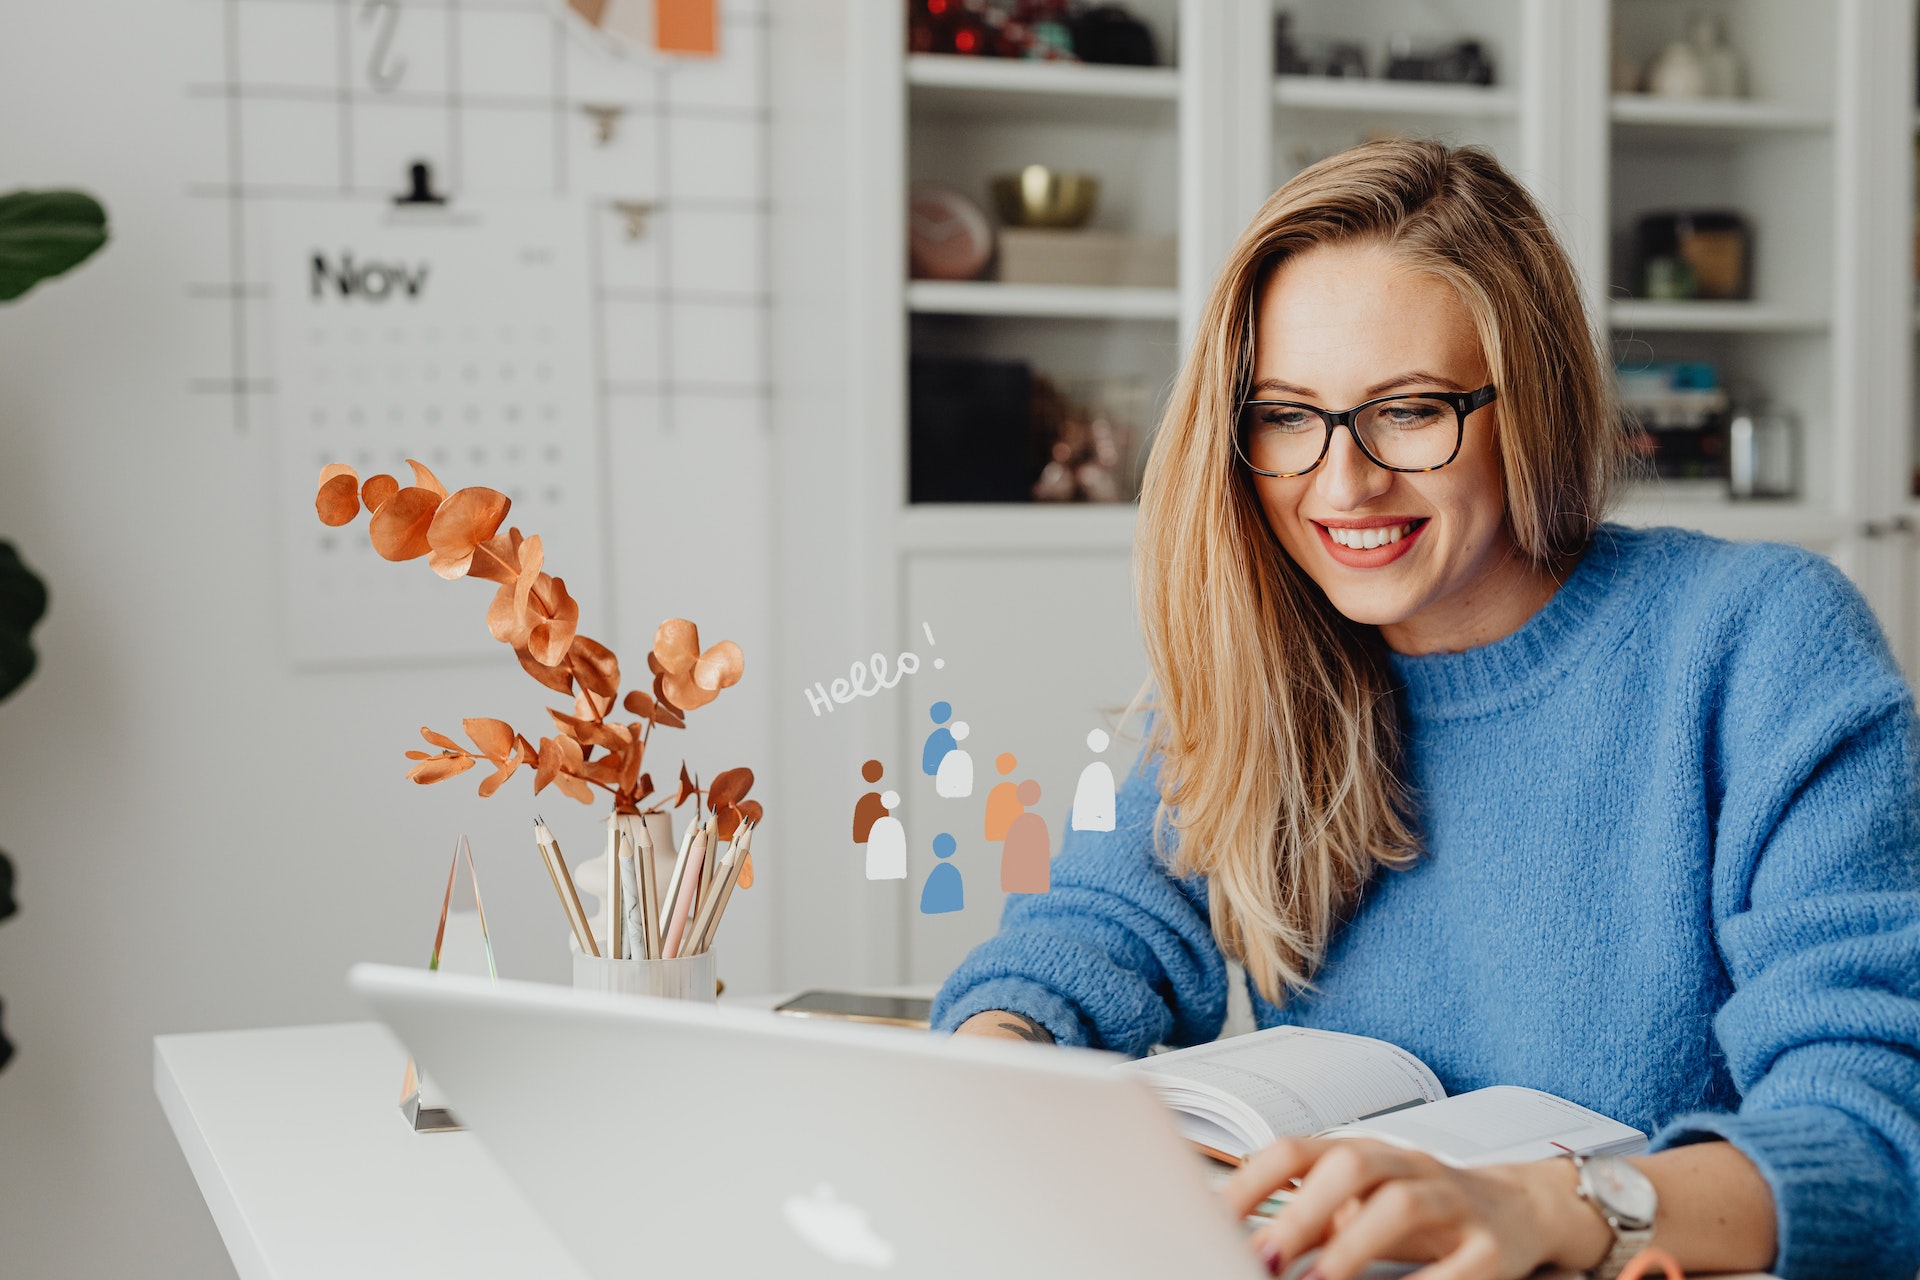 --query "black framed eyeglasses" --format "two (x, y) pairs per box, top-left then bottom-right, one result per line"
(1235, 384), (1498, 478)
